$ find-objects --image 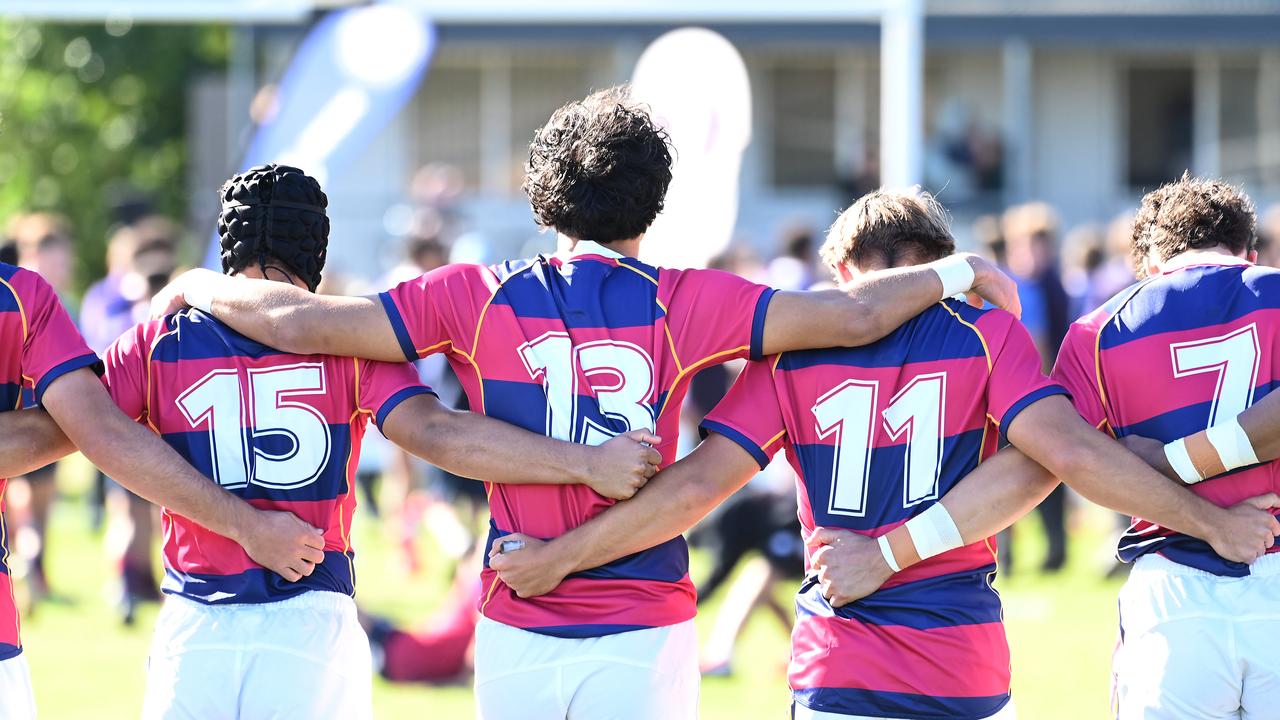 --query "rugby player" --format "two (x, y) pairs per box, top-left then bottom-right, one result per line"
(0, 252), (325, 720)
(1051, 176), (1280, 719)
